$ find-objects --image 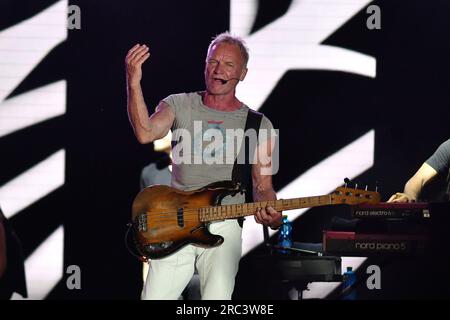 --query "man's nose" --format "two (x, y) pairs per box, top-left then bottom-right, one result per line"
(213, 62), (224, 74)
